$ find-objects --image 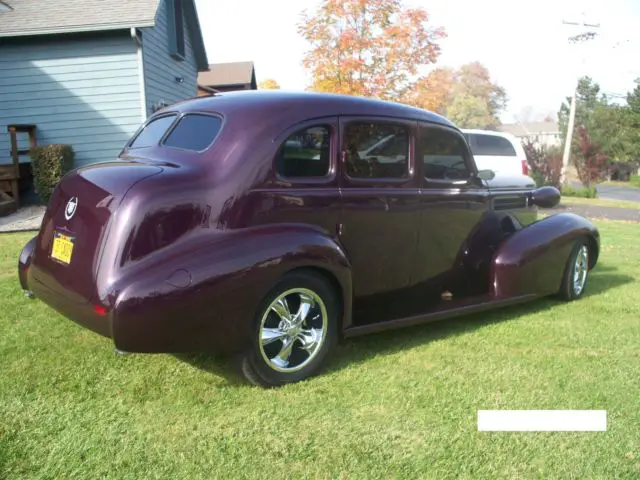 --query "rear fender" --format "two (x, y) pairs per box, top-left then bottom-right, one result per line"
(491, 212), (600, 298)
(110, 224), (352, 353)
